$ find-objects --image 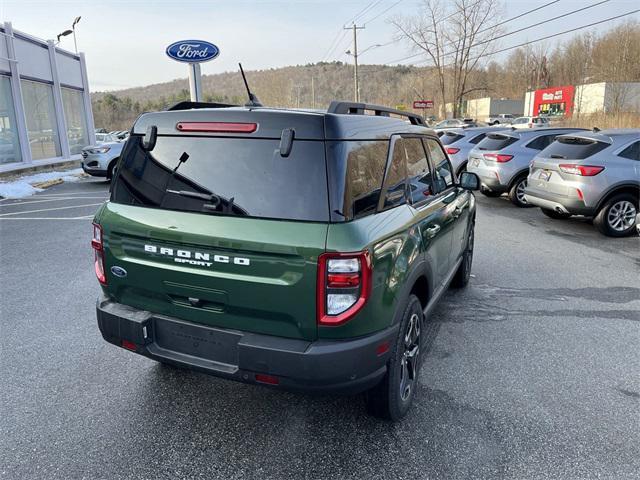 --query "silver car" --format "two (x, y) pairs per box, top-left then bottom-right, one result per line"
(467, 128), (587, 207)
(81, 140), (125, 179)
(440, 126), (509, 176)
(524, 129), (640, 237)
